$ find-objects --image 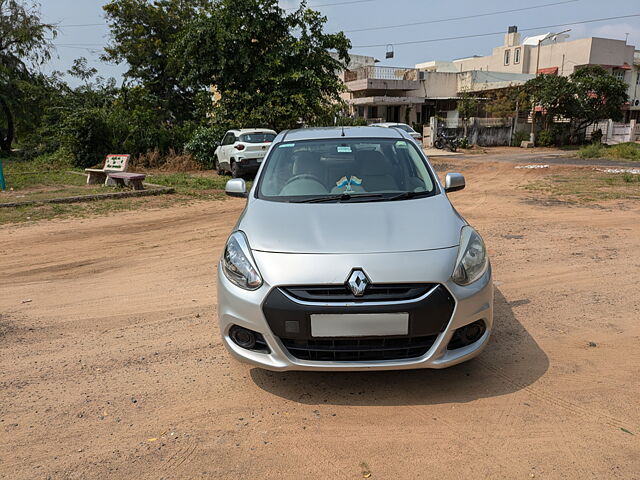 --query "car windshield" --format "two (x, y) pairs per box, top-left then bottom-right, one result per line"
(257, 138), (437, 202)
(240, 133), (276, 143)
